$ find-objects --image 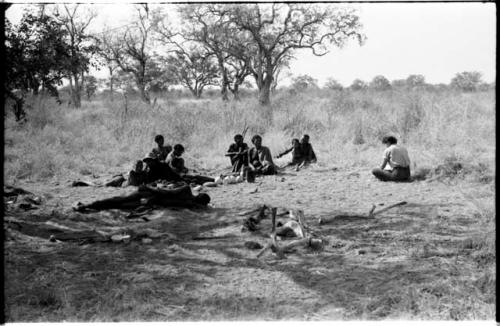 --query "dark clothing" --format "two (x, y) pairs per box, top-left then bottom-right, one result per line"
(145, 161), (182, 183)
(128, 170), (147, 186)
(372, 166), (411, 182)
(150, 145), (172, 162)
(79, 185), (209, 211)
(248, 146), (277, 175)
(301, 143), (317, 163)
(227, 142), (249, 172)
(278, 146), (304, 165)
